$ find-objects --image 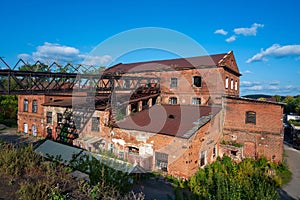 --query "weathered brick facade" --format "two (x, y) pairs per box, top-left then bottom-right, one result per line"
(222, 96), (284, 163)
(16, 51), (284, 178)
(18, 94), (73, 137)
